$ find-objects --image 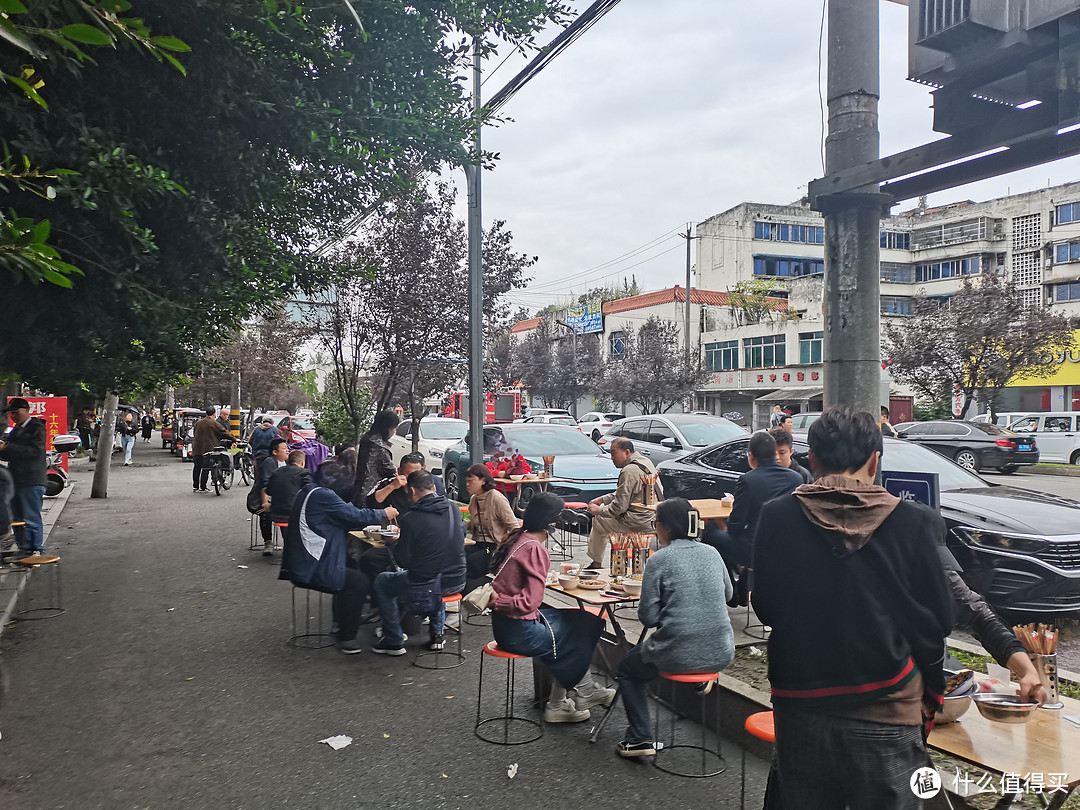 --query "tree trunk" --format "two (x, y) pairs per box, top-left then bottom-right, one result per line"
(91, 392), (119, 499)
